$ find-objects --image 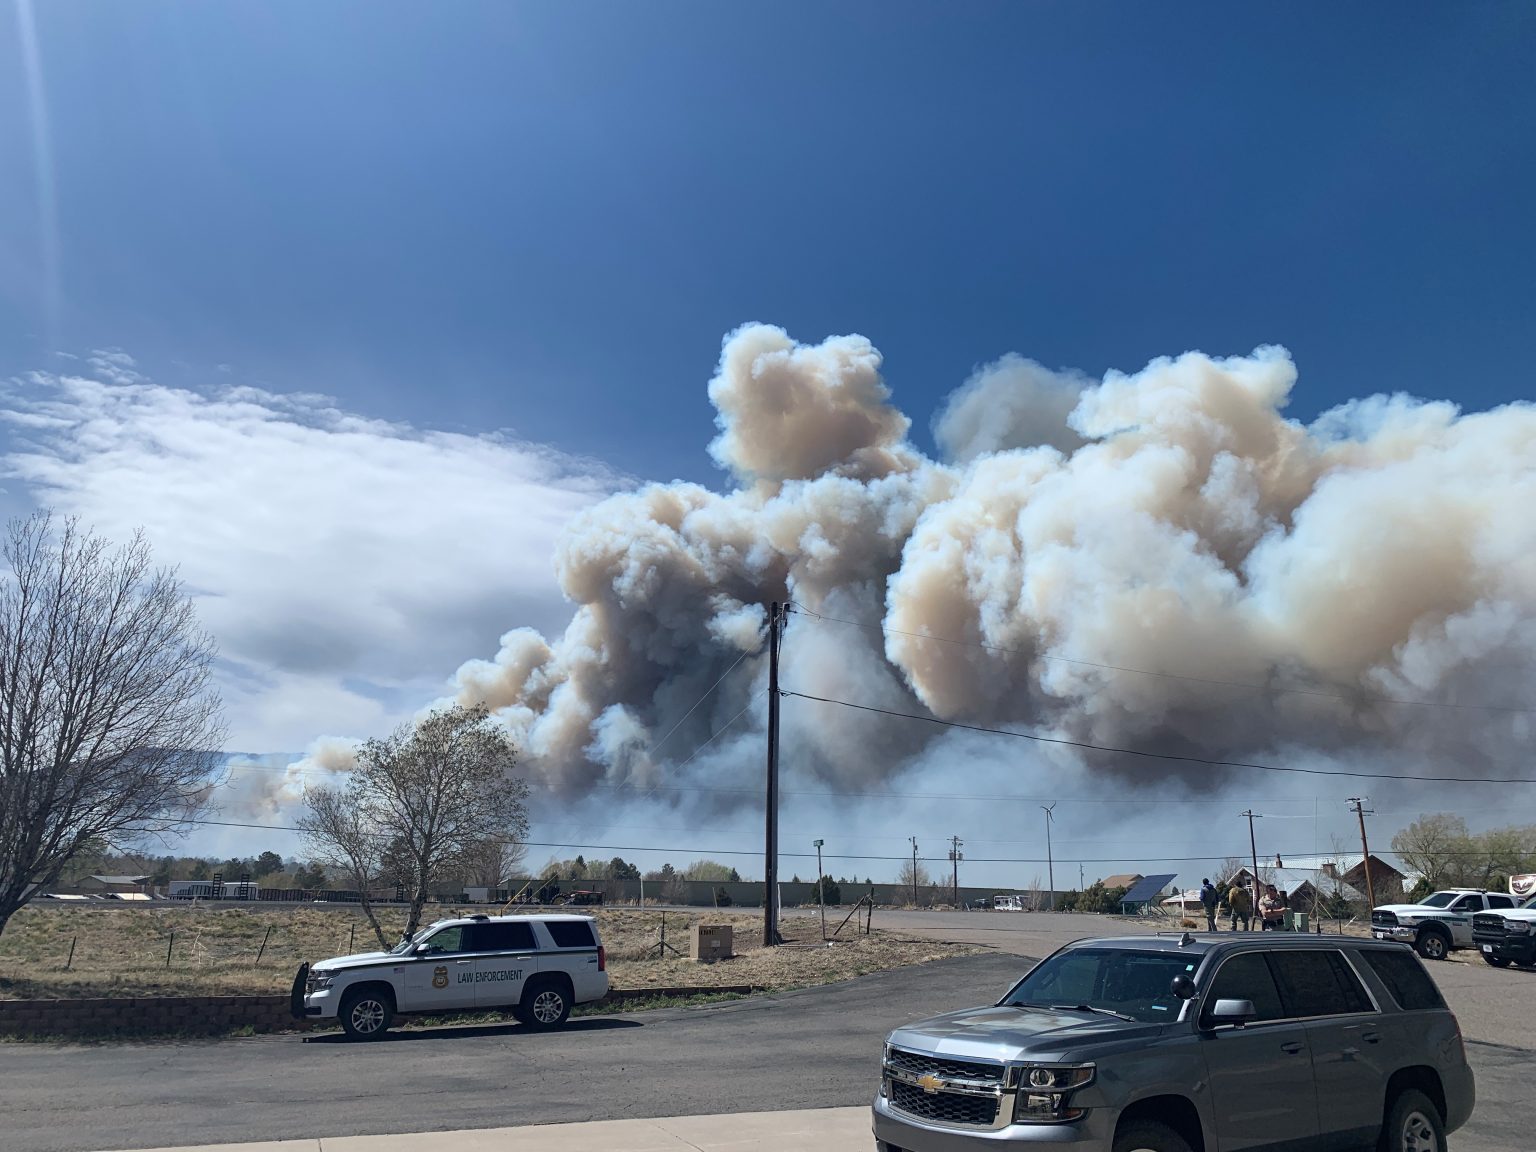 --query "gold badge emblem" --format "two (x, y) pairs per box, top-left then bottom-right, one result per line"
(432, 965), (449, 989)
(917, 1073), (943, 1095)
